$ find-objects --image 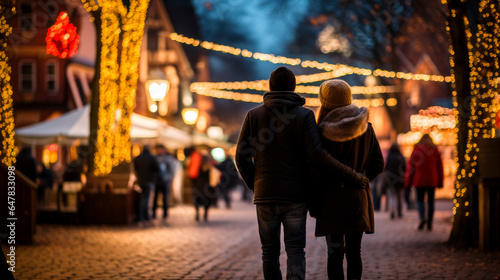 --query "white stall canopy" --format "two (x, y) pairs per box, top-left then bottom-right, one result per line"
(15, 105), (192, 148)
